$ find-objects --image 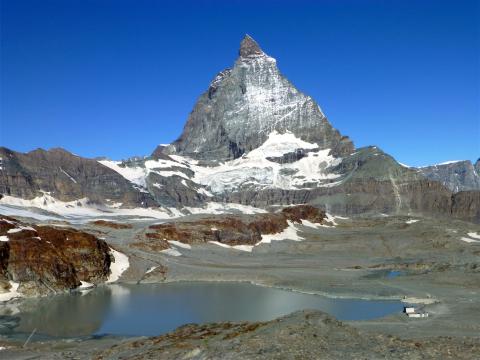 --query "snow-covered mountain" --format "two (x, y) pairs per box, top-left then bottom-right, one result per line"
(162, 35), (353, 162)
(0, 35), (479, 223)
